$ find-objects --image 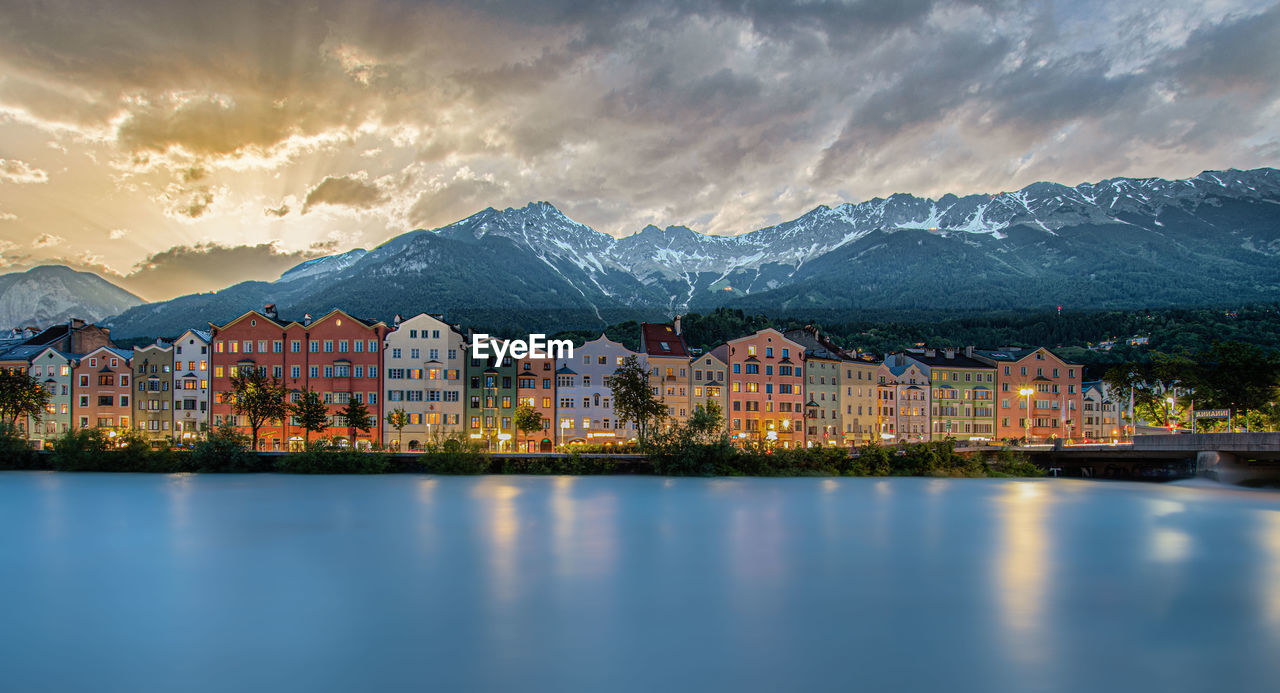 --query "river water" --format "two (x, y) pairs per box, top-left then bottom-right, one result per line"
(2, 473), (1279, 692)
